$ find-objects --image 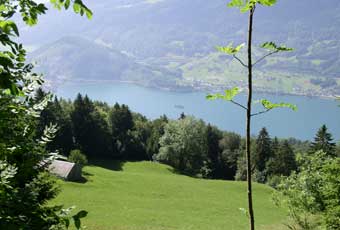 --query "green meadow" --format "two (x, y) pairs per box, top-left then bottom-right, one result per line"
(52, 161), (288, 230)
